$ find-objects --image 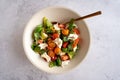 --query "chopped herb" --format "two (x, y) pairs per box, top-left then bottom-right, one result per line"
(49, 61), (56, 67)
(67, 51), (75, 59)
(56, 57), (62, 66)
(31, 43), (37, 50)
(62, 48), (68, 53)
(34, 24), (43, 33)
(43, 17), (52, 28)
(40, 49), (46, 54)
(67, 44), (73, 51)
(34, 33), (40, 40)
(63, 36), (69, 42)
(45, 29), (53, 34)
(68, 19), (76, 33)
(34, 46), (40, 53)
